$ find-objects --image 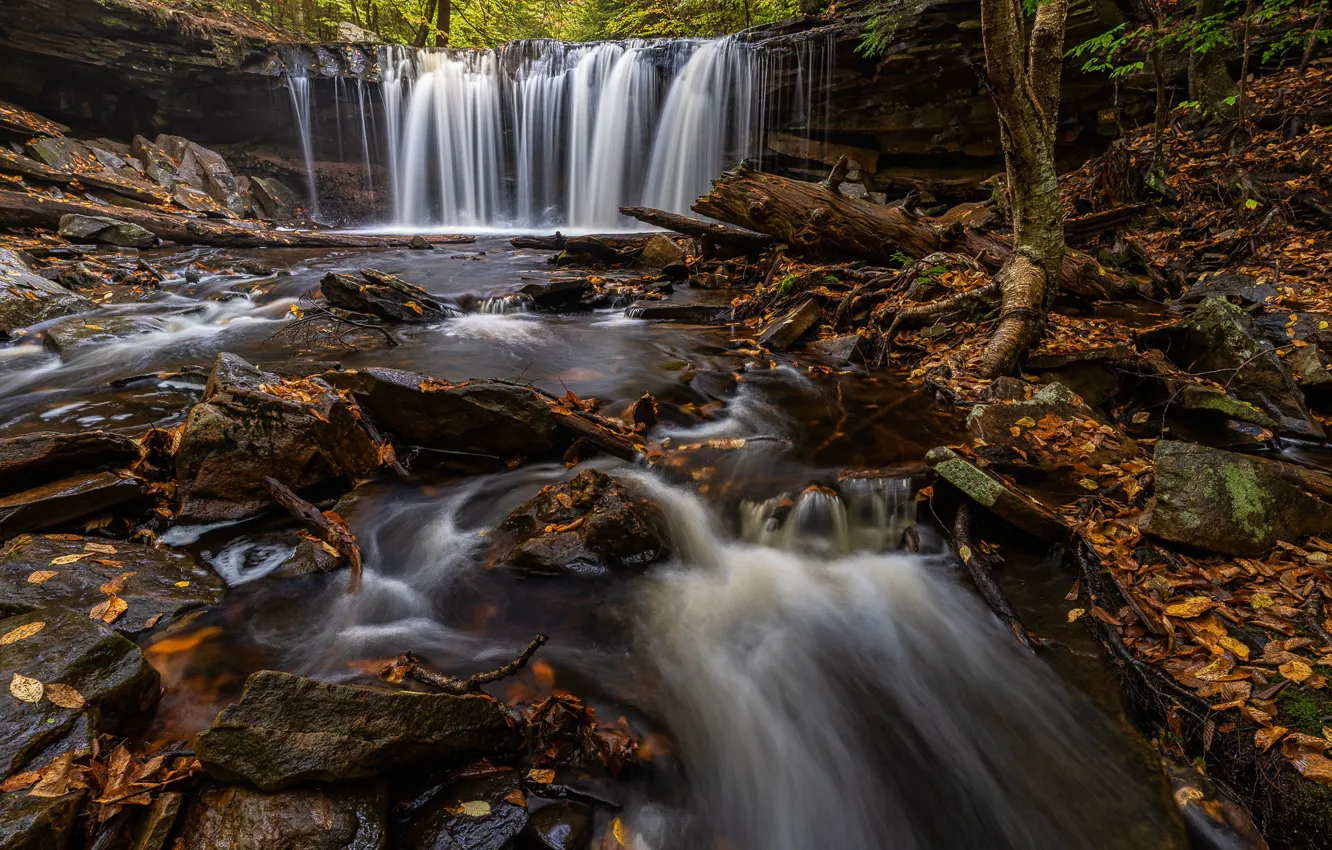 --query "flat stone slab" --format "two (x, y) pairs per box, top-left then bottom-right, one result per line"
(0, 472), (145, 538)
